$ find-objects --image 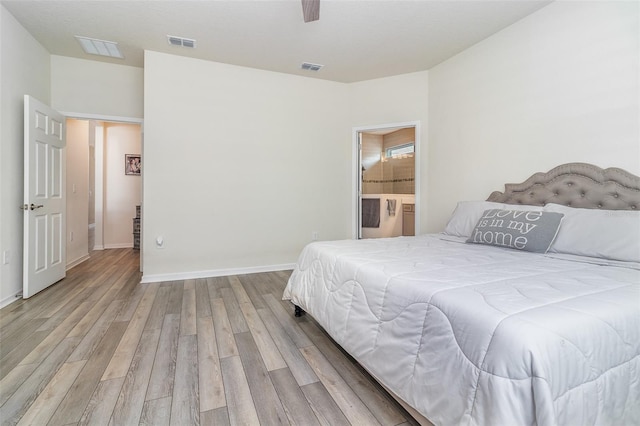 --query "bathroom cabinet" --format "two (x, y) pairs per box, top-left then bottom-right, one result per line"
(402, 204), (415, 236)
